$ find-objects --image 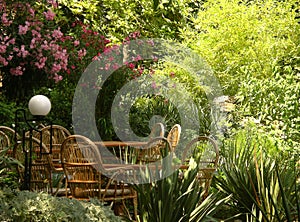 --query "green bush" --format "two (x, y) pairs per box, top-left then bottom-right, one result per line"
(0, 97), (18, 127)
(214, 127), (300, 221)
(0, 189), (122, 222)
(59, 0), (198, 42)
(235, 72), (300, 143)
(0, 148), (20, 189)
(183, 0), (300, 95)
(134, 155), (229, 222)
